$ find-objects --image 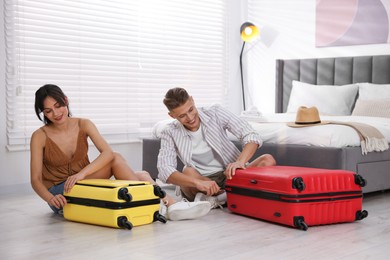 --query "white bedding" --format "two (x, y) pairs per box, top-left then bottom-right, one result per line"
(242, 113), (390, 148)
